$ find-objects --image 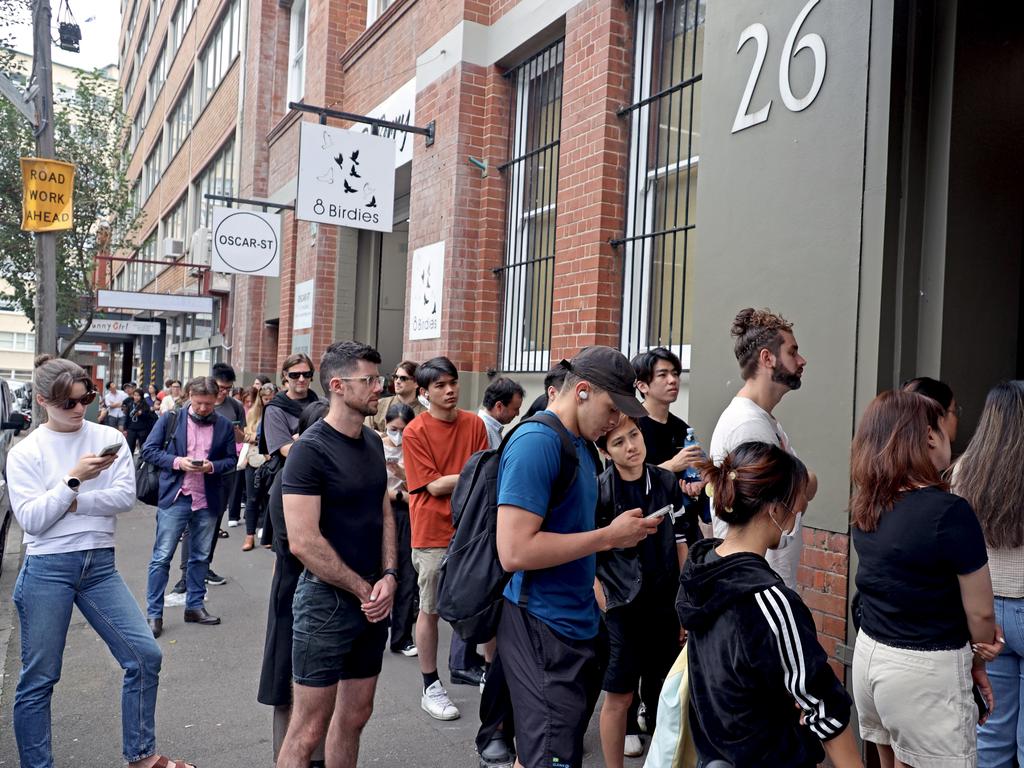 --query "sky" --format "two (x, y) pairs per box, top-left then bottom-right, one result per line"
(8, 1), (122, 73)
